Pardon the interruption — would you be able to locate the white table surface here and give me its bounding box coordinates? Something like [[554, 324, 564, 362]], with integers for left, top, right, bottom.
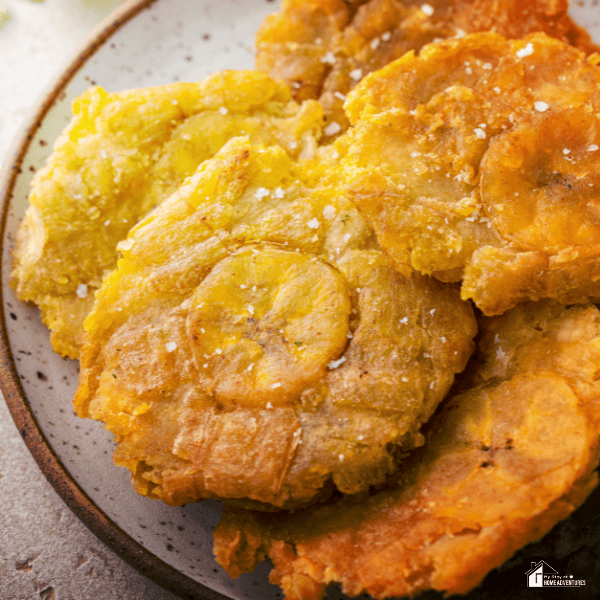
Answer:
[[0, 1, 179, 598]]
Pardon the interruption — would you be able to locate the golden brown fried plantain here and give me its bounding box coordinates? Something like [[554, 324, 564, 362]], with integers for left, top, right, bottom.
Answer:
[[74, 137, 476, 510], [214, 301, 600, 599], [339, 31, 600, 315], [256, 0, 597, 132], [11, 71, 324, 358]]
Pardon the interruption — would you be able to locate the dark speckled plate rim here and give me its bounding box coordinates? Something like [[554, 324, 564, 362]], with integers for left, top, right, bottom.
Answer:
[[0, 1, 233, 599]]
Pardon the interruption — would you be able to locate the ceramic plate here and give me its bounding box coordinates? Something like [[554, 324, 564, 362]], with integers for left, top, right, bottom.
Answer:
[[2, 1, 600, 600]]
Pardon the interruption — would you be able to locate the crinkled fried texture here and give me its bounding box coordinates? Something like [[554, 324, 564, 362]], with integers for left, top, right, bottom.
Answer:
[[214, 301, 600, 599], [339, 32, 600, 314], [256, 0, 597, 132], [74, 137, 476, 510], [11, 70, 324, 358], [472, 302, 600, 416]]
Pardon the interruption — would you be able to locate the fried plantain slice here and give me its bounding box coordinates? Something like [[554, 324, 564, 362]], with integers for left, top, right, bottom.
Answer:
[[74, 137, 476, 509], [339, 31, 600, 314], [256, 0, 598, 133], [11, 70, 324, 358], [214, 301, 600, 599]]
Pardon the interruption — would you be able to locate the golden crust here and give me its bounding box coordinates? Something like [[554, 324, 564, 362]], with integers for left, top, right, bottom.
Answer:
[[74, 138, 476, 509], [11, 71, 324, 358], [339, 32, 600, 314], [214, 301, 600, 598], [256, 0, 598, 132]]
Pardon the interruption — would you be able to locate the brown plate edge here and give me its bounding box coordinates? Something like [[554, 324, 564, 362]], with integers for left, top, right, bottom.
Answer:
[[0, 2, 234, 599]]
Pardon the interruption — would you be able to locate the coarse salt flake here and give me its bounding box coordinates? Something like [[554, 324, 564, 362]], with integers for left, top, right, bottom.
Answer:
[[218, 106, 228, 115], [100, 149, 107, 159], [343, 233, 351, 243], [166, 342, 177, 352], [76, 284, 88, 298], [402, 377, 409, 382], [370, 37, 380, 50], [274, 187, 285, 198], [271, 383, 282, 389], [349, 68, 363, 81], [339, 454, 345, 461], [421, 3, 434, 16], [266, 402, 273, 408], [323, 205, 336, 220], [255, 187, 270, 200], [381, 31, 392, 41], [307, 217, 320, 229], [563, 148, 571, 155], [334, 91, 346, 101], [589, 144, 599, 152], [215, 348, 223, 355], [400, 317, 408, 324], [534, 101, 549, 112], [321, 51, 336, 65], [474, 128, 486, 139], [247, 305, 255, 315], [324, 121, 342, 136], [516, 43, 534, 59], [328, 357, 347, 370]]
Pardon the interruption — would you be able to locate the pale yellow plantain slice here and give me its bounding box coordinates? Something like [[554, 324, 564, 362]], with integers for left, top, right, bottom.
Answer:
[[12, 70, 324, 358]]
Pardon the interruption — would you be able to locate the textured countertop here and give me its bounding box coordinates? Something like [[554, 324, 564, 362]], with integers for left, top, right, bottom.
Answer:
[[0, 2, 177, 598]]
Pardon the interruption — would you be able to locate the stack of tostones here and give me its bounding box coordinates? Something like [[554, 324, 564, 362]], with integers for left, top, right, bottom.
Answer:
[[11, 71, 323, 358], [256, 0, 597, 132], [11, 0, 600, 597], [338, 31, 600, 314], [214, 301, 600, 599], [73, 137, 476, 509]]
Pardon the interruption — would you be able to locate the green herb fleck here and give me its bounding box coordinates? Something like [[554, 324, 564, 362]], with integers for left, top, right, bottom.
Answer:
[[342, 214, 350, 222]]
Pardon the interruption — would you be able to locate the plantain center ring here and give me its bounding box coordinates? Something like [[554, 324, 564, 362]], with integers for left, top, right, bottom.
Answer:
[[187, 245, 352, 408]]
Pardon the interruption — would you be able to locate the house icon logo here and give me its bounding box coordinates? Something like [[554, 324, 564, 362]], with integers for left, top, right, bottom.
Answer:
[[525, 560, 586, 588], [526, 561, 558, 587]]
